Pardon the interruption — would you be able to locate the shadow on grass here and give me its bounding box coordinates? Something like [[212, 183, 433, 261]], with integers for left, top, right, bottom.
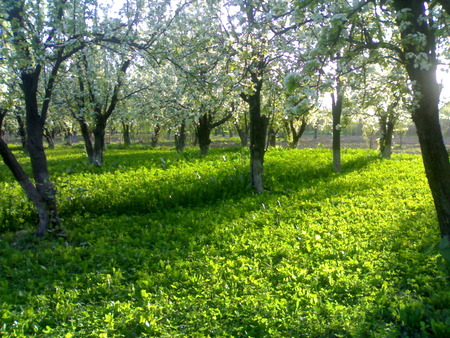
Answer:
[[57, 150, 380, 221], [1, 149, 440, 337]]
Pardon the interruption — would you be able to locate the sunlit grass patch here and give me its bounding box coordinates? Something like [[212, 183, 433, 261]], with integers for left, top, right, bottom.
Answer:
[[1, 147, 449, 337]]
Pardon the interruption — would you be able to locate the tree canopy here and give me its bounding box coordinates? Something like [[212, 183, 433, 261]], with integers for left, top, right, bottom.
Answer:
[[0, 0, 449, 238]]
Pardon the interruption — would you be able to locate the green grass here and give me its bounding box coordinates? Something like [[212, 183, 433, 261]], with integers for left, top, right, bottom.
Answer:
[[1, 146, 449, 337]]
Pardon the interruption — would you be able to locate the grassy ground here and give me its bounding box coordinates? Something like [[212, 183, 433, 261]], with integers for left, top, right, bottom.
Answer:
[[0, 145, 449, 337]]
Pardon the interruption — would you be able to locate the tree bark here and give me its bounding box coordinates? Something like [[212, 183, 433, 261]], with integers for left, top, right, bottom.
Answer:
[[267, 127, 277, 148], [235, 122, 249, 147], [407, 66, 450, 238], [122, 122, 131, 146], [16, 111, 28, 152], [392, 0, 450, 238], [379, 114, 395, 159], [151, 124, 161, 147], [287, 116, 307, 149], [195, 111, 232, 155], [65, 128, 73, 146], [78, 118, 94, 162], [175, 122, 186, 152], [22, 70, 61, 236], [241, 66, 269, 193], [43, 127, 56, 149], [92, 114, 107, 166], [332, 87, 343, 173], [196, 113, 212, 155]]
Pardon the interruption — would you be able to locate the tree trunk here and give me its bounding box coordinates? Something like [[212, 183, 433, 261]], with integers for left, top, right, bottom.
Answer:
[[235, 122, 249, 147], [0, 108, 7, 134], [0, 138, 52, 233], [242, 68, 268, 193], [196, 113, 212, 155], [379, 114, 395, 159], [267, 127, 277, 148], [196, 111, 232, 155], [43, 127, 55, 149], [122, 122, 131, 146], [65, 128, 73, 146], [289, 116, 307, 149], [92, 115, 107, 166], [78, 118, 94, 162], [151, 124, 161, 147], [175, 122, 186, 152], [408, 67, 450, 239], [392, 0, 450, 238], [16, 112, 28, 153], [22, 70, 61, 236], [332, 89, 343, 173]]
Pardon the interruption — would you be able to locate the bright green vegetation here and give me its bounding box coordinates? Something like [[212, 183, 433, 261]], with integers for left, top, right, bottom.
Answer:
[[1, 146, 449, 337]]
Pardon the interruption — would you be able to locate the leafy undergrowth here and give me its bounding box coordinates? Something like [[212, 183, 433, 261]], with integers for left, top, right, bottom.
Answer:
[[1, 146, 449, 337]]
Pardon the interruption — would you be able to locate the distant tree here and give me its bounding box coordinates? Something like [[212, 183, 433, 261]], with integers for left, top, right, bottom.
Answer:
[[283, 71, 318, 149], [71, 49, 132, 166], [223, 0, 299, 192]]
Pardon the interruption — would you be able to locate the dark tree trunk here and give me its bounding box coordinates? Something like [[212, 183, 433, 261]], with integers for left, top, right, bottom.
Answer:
[[43, 127, 55, 149], [196, 113, 212, 155], [192, 129, 198, 147], [2, 110, 54, 228], [78, 118, 94, 162], [241, 66, 269, 193], [16, 112, 28, 152], [195, 111, 232, 155], [122, 122, 131, 146], [392, 0, 450, 238], [78, 58, 131, 166], [379, 114, 395, 159], [0, 108, 7, 135], [65, 128, 73, 146], [413, 103, 450, 238], [92, 114, 107, 166], [332, 88, 343, 173], [267, 127, 277, 148], [151, 124, 161, 147], [288, 116, 307, 149], [22, 70, 61, 236], [407, 66, 450, 239], [175, 122, 186, 152], [235, 122, 249, 147]]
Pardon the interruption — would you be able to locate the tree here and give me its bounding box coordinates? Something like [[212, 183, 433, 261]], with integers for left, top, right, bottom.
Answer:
[[223, 0, 299, 192], [307, 0, 450, 237], [159, 0, 240, 155], [370, 66, 411, 159], [290, 1, 368, 172], [71, 49, 132, 165], [0, 0, 147, 235], [283, 71, 319, 148], [234, 103, 251, 147], [391, 0, 450, 238], [0, 0, 99, 236]]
